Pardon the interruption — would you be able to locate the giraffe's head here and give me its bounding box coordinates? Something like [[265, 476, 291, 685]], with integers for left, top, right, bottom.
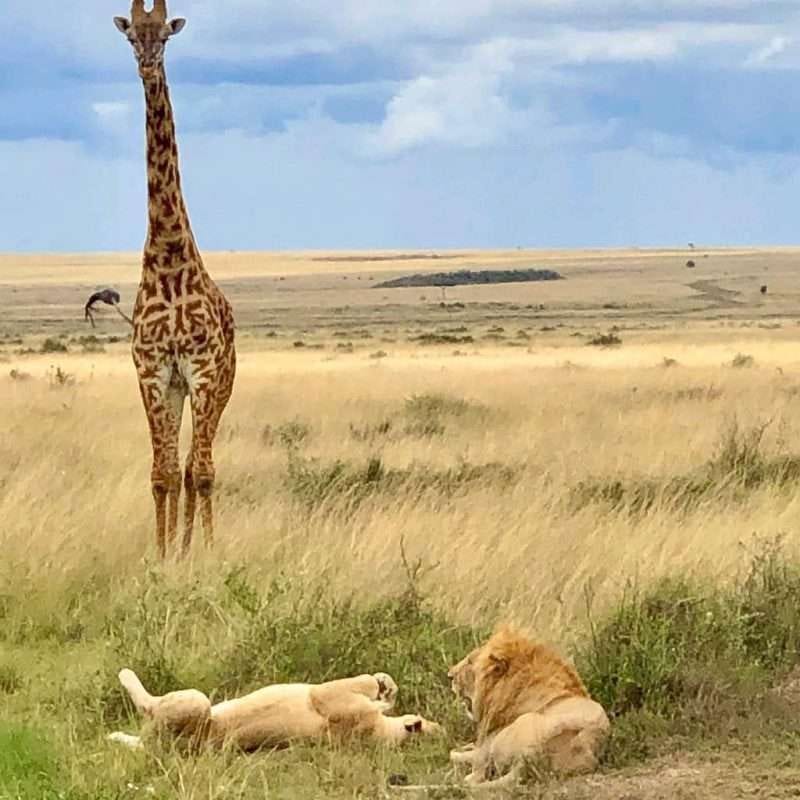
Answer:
[[114, 0, 186, 80]]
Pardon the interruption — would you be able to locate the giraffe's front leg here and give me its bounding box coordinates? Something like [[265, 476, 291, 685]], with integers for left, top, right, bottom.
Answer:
[[137, 370, 185, 559]]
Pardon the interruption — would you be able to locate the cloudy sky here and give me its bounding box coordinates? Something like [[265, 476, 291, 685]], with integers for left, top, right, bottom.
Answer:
[[3, 1, 800, 251]]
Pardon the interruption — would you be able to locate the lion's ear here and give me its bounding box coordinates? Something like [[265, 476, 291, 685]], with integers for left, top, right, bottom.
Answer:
[[488, 654, 509, 676]]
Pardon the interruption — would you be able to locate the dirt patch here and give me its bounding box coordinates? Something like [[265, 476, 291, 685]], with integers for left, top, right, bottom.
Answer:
[[551, 754, 800, 800], [688, 280, 745, 307]]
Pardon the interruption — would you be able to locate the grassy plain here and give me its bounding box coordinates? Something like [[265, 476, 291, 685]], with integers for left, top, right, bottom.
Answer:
[[3, 247, 800, 798]]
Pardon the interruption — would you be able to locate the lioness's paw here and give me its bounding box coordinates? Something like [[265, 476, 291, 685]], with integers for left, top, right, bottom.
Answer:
[[373, 672, 398, 708]]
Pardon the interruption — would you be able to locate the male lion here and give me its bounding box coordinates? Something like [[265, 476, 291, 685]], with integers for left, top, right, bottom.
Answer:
[[108, 668, 441, 752], [447, 628, 610, 787]]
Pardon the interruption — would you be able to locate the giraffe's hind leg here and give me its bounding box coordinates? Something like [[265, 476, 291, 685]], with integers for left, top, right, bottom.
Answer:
[[182, 446, 197, 556], [186, 359, 234, 553]]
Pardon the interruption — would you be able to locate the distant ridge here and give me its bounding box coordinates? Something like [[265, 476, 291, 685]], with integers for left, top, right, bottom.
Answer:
[[374, 268, 564, 289]]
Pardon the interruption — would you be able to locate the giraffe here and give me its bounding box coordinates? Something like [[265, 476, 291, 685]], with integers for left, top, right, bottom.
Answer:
[[114, 0, 236, 559]]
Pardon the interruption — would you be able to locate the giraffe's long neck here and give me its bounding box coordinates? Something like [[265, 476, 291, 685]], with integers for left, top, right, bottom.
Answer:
[[141, 64, 199, 272]]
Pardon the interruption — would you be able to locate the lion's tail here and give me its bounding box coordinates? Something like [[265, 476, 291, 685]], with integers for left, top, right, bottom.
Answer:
[[119, 668, 156, 715]]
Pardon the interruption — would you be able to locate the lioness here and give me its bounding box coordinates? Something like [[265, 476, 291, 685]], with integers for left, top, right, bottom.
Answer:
[[108, 668, 441, 751], [447, 627, 610, 787]]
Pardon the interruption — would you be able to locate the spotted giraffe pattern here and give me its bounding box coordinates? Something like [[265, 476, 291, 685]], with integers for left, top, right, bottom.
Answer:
[[130, 56, 235, 559]]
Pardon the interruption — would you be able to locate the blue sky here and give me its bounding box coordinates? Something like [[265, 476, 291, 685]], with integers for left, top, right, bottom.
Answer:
[[2, 1, 800, 251]]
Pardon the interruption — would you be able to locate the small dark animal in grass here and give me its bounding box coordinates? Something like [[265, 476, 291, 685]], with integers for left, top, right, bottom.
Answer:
[[84, 289, 133, 328], [761, 285, 768, 295]]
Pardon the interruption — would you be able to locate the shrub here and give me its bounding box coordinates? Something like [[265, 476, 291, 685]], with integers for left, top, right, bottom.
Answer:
[[411, 333, 474, 346], [285, 455, 521, 512], [571, 421, 800, 515], [731, 353, 755, 368], [261, 420, 312, 450], [587, 332, 622, 347], [581, 539, 800, 720], [349, 420, 393, 442], [40, 338, 68, 354], [578, 539, 800, 766], [77, 335, 105, 354], [0, 663, 22, 694]]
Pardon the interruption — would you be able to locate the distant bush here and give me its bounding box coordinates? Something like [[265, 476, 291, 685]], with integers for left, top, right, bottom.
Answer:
[[375, 268, 563, 289], [76, 335, 105, 354], [587, 332, 623, 347], [262, 420, 312, 450], [731, 353, 755, 368], [411, 333, 475, 346], [40, 338, 68, 354]]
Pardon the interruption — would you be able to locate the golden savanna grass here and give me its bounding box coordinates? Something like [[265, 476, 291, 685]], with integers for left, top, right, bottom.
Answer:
[[3, 247, 800, 798], [5, 350, 800, 632]]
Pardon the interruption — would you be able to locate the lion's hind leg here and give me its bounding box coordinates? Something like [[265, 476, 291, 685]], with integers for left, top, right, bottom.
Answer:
[[310, 674, 393, 719], [115, 668, 212, 746], [545, 722, 606, 774]]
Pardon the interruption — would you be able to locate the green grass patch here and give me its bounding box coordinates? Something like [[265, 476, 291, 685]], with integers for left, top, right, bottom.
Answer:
[[580, 538, 800, 766], [0, 723, 60, 799]]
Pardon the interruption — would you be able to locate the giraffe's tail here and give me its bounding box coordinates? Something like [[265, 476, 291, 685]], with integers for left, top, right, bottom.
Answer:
[[83, 288, 133, 329]]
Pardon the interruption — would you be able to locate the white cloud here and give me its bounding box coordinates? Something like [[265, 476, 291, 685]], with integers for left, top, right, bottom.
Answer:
[[92, 101, 130, 119], [369, 43, 519, 154], [744, 35, 791, 67]]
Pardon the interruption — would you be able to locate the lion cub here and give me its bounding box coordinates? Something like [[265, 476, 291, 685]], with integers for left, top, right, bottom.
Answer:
[[108, 668, 441, 751], [448, 628, 610, 787]]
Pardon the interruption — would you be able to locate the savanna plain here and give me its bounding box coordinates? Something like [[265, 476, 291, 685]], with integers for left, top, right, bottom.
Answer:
[[4, 248, 800, 798]]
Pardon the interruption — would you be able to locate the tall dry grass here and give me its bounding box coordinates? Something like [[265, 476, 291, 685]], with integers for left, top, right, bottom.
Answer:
[[4, 346, 800, 643]]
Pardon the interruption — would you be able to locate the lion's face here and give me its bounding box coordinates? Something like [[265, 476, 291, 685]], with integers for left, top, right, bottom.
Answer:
[[448, 647, 480, 721]]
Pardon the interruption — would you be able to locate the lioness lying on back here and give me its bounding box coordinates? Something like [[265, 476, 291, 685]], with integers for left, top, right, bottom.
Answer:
[[447, 627, 610, 787], [109, 668, 441, 751]]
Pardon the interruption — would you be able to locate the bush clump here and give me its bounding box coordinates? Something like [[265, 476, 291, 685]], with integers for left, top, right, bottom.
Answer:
[[587, 331, 623, 347], [285, 455, 520, 513], [571, 421, 800, 516], [582, 538, 800, 715], [40, 338, 68, 354]]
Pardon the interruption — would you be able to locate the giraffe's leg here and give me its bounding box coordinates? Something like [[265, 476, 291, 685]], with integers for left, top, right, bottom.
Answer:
[[138, 375, 185, 559], [163, 384, 186, 554], [182, 443, 196, 556], [190, 415, 218, 550], [187, 371, 233, 552]]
